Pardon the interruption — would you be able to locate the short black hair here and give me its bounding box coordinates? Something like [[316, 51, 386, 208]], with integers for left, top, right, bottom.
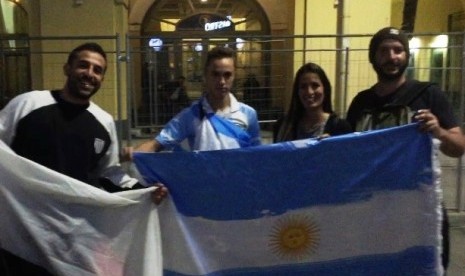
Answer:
[[66, 42, 107, 66], [204, 46, 235, 73]]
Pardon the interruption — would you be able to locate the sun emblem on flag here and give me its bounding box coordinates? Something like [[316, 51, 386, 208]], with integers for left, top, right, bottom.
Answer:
[[268, 215, 319, 260]]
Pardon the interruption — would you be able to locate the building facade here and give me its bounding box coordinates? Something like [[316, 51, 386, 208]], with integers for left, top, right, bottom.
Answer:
[[1, 1, 465, 211], [1, 0, 463, 116]]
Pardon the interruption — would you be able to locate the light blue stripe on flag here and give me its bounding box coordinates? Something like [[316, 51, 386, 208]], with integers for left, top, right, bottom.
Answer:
[[134, 124, 441, 276], [134, 124, 433, 220], [207, 113, 252, 147], [163, 246, 435, 276]]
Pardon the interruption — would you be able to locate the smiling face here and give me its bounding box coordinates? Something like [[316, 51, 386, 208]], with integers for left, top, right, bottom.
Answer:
[[297, 72, 325, 112], [63, 50, 106, 103], [372, 39, 408, 81]]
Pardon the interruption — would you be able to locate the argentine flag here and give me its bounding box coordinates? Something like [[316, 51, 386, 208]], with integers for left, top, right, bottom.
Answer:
[[134, 124, 442, 276]]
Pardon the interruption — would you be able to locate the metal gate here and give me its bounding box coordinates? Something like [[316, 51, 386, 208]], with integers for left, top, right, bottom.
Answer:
[[124, 32, 465, 212], [0, 33, 463, 212]]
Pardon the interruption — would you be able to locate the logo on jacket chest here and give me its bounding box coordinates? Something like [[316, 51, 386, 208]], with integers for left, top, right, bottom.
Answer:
[[94, 138, 105, 154]]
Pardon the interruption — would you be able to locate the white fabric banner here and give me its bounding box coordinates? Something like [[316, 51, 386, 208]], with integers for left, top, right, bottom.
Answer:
[[0, 140, 162, 276]]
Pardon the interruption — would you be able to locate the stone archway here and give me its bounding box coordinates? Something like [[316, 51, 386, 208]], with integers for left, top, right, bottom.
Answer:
[[129, 0, 271, 35], [128, 0, 278, 129], [128, 0, 155, 34]]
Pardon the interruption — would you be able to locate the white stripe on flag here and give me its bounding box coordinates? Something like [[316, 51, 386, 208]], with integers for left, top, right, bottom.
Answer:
[[160, 187, 440, 275]]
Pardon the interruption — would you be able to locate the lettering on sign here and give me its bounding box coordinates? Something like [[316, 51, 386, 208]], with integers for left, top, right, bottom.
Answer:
[[204, 20, 232, 31]]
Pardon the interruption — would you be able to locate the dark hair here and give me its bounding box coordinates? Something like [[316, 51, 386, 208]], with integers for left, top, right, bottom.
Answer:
[[66, 42, 107, 66], [204, 46, 235, 73], [291, 62, 333, 114], [274, 62, 333, 142], [369, 27, 410, 64]]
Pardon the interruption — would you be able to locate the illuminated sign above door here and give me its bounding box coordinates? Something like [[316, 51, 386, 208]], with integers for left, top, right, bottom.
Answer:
[[204, 20, 231, 31], [176, 13, 234, 32]]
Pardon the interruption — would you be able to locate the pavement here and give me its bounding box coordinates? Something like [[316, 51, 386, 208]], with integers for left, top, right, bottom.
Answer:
[[448, 212, 465, 275]]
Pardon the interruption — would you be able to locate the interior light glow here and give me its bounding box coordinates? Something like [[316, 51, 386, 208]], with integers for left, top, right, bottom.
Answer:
[[236, 38, 245, 49], [431, 35, 448, 48], [409, 37, 421, 55]]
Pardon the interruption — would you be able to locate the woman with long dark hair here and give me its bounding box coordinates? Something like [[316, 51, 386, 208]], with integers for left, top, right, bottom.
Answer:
[[273, 62, 351, 142]]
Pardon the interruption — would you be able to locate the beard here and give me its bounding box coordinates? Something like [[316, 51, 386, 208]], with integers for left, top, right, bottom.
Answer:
[[66, 76, 99, 100], [372, 61, 408, 81]]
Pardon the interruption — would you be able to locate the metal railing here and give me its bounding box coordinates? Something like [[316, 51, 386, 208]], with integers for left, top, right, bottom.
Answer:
[[0, 32, 463, 211]]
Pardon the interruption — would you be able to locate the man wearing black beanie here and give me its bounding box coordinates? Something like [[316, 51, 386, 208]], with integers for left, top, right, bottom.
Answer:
[[347, 26, 465, 271], [368, 27, 410, 80]]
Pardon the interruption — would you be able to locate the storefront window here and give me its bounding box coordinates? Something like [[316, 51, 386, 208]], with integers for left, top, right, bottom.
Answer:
[[0, 0, 30, 108]]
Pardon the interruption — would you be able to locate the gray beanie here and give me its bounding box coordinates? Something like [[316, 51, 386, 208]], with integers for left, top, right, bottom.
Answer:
[[369, 27, 410, 64]]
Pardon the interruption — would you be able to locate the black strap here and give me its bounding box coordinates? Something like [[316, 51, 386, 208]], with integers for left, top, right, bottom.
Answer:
[[390, 80, 432, 106]]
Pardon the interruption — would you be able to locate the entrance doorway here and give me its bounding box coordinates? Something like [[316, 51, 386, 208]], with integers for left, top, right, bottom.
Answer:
[[134, 0, 274, 129]]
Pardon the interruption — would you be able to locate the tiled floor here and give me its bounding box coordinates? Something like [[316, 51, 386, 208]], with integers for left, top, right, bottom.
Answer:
[[449, 212, 465, 275]]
